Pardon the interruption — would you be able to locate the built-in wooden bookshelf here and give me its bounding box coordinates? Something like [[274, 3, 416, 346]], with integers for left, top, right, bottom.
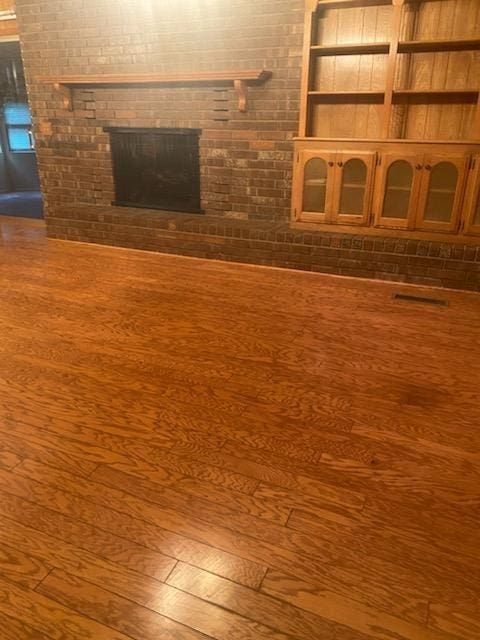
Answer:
[[293, 0, 480, 238], [300, 0, 480, 140]]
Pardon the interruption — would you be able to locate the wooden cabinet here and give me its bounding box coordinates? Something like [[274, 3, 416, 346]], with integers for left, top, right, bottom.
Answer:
[[464, 156, 480, 235], [373, 152, 469, 233], [294, 150, 375, 225], [295, 140, 479, 236], [414, 155, 468, 233], [332, 152, 376, 225], [294, 150, 335, 223], [292, 0, 480, 241]]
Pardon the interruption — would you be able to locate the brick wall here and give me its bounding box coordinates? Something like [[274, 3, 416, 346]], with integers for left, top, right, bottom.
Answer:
[[15, 0, 480, 290], [16, 0, 303, 221]]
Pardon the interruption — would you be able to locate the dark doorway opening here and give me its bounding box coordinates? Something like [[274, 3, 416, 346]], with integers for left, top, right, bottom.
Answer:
[[0, 41, 43, 219], [106, 127, 202, 214]]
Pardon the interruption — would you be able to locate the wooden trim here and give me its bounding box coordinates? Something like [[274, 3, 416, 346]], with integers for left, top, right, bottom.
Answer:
[[38, 70, 272, 84], [398, 38, 480, 53], [308, 91, 385, 99], [39, 70, 272, 113], [381, 0, 404, 139], [299, 5, 316, 137], [463, 156, 480, 235], [310, 42, 390, 56], [290, 218, 480, 244], [316, 0, 391, 9], [474, 93, 480, 141], [394, 89, 478, 98], [294, 137, 480, 145]]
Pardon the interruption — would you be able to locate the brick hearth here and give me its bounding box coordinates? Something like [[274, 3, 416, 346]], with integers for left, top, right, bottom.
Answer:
[[47, 205, 480, 291]]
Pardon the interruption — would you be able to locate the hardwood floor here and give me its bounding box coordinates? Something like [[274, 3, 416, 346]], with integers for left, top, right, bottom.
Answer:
[[0, 216, 479, 640]]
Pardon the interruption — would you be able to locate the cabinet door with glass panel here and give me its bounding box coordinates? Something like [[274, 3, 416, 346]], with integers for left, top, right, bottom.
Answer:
[[373, 154, 422, 229], [295, 150, 374, 225], [331, 152, 376, 226], [294, 150, 336, 223], [415, 155, 468, 234], [464, 156, 480, 236]]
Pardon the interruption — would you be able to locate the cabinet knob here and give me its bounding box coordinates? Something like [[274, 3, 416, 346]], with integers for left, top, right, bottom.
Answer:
[[425, 164, 432, 171], [415, 164, 423, 170], [328, 161, 334, 167], [337, 161, 343, 167]]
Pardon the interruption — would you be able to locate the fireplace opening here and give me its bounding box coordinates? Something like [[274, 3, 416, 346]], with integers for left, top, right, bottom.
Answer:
[[105, 127, 202, 214]]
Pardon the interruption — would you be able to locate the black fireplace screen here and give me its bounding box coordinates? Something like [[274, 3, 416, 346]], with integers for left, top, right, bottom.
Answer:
[[105, 127, 202, 214]]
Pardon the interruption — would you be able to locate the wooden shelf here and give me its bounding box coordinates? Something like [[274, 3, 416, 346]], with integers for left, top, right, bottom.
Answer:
[[316, 0, 391, 9], [394, 89, 479, 94], [398, 38, 480, 53], [37, 70, 272, 112], [311, 42, 390, 56], [305, 179, 327, 186], [294, 137, 480, 144], [308, 90, 385, 100], [394, 89, 479, 100]]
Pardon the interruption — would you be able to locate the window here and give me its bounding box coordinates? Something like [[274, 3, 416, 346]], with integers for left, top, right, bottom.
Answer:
[[4, 102, 34, 152]]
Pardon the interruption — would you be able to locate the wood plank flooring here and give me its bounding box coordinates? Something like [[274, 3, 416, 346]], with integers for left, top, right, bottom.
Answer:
[[0, 216, 479, 640]]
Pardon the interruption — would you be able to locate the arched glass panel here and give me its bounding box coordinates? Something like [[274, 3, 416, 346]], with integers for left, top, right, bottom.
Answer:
[[424, 162, 458, 223], [382, 160, 413, 219], [339, 159, 367, 215], [303, 158, 327, 213]]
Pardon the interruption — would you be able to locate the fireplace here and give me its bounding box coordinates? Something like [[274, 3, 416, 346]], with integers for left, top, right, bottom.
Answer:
[[105, 127, 202, 214]]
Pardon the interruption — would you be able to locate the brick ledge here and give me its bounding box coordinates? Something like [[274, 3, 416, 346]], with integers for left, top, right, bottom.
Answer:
[[45, 204, 480, 291]]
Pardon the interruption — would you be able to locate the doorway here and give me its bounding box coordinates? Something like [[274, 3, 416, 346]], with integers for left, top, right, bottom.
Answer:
[[0, 41, 42, 219]]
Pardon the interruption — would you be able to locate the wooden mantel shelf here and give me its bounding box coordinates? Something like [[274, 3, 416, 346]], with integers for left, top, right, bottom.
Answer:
[[37, 70, 272, 113]]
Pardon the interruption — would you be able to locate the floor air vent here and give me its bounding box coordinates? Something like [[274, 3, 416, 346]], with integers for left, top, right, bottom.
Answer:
[[393, 293, 449, 307]]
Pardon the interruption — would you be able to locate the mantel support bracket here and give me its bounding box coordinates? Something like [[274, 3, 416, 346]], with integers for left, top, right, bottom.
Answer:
[[54, 83, 73, 111], [234, 79, 248, 112]]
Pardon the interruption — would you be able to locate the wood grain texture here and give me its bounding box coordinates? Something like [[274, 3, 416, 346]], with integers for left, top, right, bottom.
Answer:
[[167, 562, 346, 640], [37, 569, 291, 640], [428, 603, 480, 638], [0, 543, 50, 590], [0, 447, 21, 471], [0, 577, 132, 640], [261, 571, 455, 640], [0, 611, 53, 640], [0, 217, 479, 639]]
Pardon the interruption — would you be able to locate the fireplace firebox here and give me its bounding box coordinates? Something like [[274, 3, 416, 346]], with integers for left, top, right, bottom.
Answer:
[[105, 127, 202, 214]]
